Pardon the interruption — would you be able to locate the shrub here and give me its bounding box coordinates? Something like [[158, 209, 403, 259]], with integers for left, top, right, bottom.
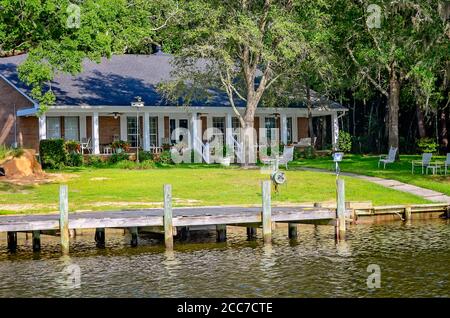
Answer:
[[337, 131, 352, 153], [293, 148, 303, 161], [139, 159, 156, 169], [108, 152, 130, 164], [66, 153, 83, 167], [114, 160, 136, 169], [39, 139, 67, 169], [417, 137, 438, 154], [0, 145, 24, 160], [65, 140, 81, 154], [85, 155, 106, 168], [138, 151, 154, 161], [303, 146, 316, 159], [154, 150, 173, 165]]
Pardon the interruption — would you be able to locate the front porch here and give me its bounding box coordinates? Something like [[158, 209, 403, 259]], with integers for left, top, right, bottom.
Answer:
[[35, 107, 344, 158]]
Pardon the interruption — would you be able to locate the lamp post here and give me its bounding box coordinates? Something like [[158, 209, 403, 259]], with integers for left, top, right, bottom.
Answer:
[[131, 96, 144, 163]]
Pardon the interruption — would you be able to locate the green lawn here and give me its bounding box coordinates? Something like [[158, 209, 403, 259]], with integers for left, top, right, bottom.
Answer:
[[291, 154, 450, 196], [0, 165, 428, 215]]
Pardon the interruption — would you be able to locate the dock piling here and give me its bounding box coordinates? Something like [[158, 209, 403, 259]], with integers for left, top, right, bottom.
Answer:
[[404, 206, 412, 221], [129, 227, 138, 247], [7, 232, 17, 252], [32, 231, 41, 252], [336, 179, 346, 240], [288, 224, 297, 239], [246, 227, 257, 240], [59, 185, 70, 254], [216, 224, 227, 242], [262, 180, 272, 244], [95, 228, 105, 248], [164, 184, 174, 250]]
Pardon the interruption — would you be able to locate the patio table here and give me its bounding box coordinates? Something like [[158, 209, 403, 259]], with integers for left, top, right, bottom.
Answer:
[[426, 161, 444, 175]]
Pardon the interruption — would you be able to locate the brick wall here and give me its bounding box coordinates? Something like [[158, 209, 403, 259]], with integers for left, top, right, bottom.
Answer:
[[0, 77, 34, 148]]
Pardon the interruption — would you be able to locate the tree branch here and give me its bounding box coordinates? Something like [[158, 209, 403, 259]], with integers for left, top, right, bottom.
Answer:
[[346, 44, 389, 97]]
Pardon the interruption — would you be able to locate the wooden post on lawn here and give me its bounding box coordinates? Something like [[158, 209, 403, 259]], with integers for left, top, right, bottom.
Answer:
[[7, 232, 17, 252], [336, 179, 346, 240], [262, 180, 272, 244], [404, 205, 412, 221], [95, 228, 105, 248], [164, 184, 174, 250], [129, 227, 138, 247], [216, 224, 227, 242], [59, 185, 70, 254], [32, 231, 41, 252]]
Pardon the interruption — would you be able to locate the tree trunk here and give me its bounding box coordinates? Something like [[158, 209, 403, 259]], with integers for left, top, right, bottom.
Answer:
[[440, 110, 448, 151], [388, 72, 400, 159], [306, 86, 315, 149], [241, 104, 257, 166], [416, 104, 427, 138]]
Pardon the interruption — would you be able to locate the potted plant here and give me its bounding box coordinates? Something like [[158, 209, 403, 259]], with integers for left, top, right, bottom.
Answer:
[[220, 145, 233, 166], [111, 140, 130, 153]]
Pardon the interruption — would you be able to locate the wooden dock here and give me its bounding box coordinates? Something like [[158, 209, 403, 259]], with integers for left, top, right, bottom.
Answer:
[[1, 179, 448, 253], [0, 181, 350, 253]]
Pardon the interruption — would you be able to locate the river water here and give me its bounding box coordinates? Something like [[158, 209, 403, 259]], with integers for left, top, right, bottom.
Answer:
[[0, 219, 449, 298]]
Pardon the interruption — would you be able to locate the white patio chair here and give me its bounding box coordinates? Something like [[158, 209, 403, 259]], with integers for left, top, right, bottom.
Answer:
[[80, 137, 92, 154], [378, 147, 398, 169], [411, 153, 433, 174], [445, 153, 450, 175], [279, 146, 294, 169]]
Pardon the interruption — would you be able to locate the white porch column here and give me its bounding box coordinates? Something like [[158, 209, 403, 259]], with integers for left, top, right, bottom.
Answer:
[[331, 113, 339, 151], [38, 114, 46, 140], [280, 113, 288, 145], [158, 115, 165, 146], [143, 112, 150, 151], [120, 114, 127, 141], [92, 112, 100, 154], [79, 115, 87, 140], [225, 113, 233, 149], [292, 116, 298, 143], [190, 112, 198, 151]]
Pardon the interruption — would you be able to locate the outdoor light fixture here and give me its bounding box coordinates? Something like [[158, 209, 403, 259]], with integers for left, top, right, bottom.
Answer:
[[131, 96, 145, 163], [113, 112, 119, 119], [333, 152, 344, 177]]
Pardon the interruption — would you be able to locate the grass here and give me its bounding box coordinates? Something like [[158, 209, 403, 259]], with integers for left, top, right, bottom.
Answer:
[[291, 154, 450, 196], [0, 164, 429, 215]]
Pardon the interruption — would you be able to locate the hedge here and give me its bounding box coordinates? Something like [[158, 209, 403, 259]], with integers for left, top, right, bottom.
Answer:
[[39, 139, 67, 169]]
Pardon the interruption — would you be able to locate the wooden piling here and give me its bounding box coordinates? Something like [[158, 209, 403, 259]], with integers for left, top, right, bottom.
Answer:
[[262, 180, 272, 244], [336, 179, 346, 240], [288, 223, 297, 239], [59, 185, 70, 254], [216, 224, 227, 242], [129, 227, 138, 247], [32, 231, 41, 252], [95, 228, 105, 248], [404, 206, 412, 221], [246, 227, 257, 240], [7, 232, 17, 252], [164, 184, 174, 250]]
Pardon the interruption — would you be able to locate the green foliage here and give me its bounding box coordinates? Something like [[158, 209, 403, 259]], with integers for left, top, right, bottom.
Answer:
[[65, 140, 81, 154], [139, 160, 156, 169], [114, 160, 136, 170], [138, 151, 154, 161], [108, 152, 130, 164], [66, 153, 83, 167], [84, 155, 106, 168], [337, 131, 352, 153], [111, 140, 130, 152], [39, 139, 67, 169], [0, 145, 24, 160], [154, 150, 173, 165], [417, 138, 438, 154], [303, 146, 316, 159]]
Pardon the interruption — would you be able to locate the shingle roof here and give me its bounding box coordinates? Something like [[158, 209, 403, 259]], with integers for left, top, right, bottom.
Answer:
[[0, 54, 346, 110]]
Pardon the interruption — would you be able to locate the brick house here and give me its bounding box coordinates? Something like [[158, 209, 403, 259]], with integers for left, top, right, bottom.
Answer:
[[0, 51, 346, 159]]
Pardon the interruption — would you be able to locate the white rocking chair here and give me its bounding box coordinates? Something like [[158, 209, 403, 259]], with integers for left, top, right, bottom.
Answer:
[[378, 147, 398, 169]]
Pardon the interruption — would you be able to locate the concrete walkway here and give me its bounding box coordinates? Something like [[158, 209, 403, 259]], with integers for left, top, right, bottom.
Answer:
[[297, 167, 450, 204]]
